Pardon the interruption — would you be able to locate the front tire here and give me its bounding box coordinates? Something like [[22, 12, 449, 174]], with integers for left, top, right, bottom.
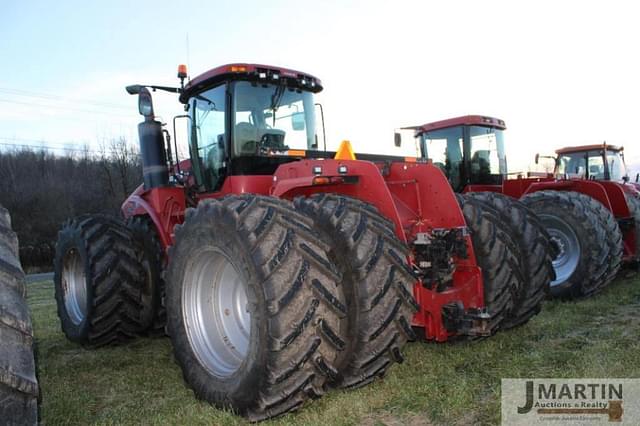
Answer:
[[165, 196, 348, 421], [294, 194, 418, 389]]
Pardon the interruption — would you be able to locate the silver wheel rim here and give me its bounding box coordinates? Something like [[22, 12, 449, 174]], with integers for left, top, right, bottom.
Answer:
[[182, 249, 251, 378], [541, 214, 581, 287], [62, 248, 87, 325]]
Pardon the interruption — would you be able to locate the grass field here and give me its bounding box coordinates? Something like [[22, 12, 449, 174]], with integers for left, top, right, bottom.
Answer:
[[29, 273, 640, 425]]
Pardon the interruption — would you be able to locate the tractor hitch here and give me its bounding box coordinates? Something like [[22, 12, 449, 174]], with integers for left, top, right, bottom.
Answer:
[[413, 227, 468, 291], [441, 302, 492, 337]]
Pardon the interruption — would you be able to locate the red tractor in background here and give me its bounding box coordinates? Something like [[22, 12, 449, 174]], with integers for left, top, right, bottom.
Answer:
[[53, 67, 550, 421], [403, 115, 639, 299]]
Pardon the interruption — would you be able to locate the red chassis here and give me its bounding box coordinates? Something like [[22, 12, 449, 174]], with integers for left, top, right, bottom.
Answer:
[[122, 158, 485, 342]]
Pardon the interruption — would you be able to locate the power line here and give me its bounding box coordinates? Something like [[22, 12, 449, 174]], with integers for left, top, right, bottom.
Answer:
[[0, 87, 132, 110], [0, 98, 134, 118]]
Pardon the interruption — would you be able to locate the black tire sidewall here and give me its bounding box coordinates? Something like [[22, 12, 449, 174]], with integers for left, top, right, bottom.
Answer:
[[53, 222, 93, 342]]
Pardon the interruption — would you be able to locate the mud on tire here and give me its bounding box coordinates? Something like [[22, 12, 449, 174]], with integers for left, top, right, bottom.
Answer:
[[521, 191, 614, 298], [165, 196, 348, 421], [294, 194, 418, 389], [126, 216, 166, 336], [459, 195, 523, 335], [53, 214, 148, 347], [0, 205, 38, 425], [465, 192, 554, 329]]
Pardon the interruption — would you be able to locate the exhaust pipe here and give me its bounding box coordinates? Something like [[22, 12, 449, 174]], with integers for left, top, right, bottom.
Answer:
[[127, 85, 169, 190]]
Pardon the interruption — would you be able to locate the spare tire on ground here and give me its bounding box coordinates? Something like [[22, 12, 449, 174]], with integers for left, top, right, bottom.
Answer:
[[0, 204, 39, 425]]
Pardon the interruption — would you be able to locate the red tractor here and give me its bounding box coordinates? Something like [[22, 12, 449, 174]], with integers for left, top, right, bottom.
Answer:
[[53, 69, 547, 421], [404, 115, 639, 299]]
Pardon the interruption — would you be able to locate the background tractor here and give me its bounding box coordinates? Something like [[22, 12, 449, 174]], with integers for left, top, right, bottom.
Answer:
[[53, 67, 547, 421], [402, 115, 639, 299]]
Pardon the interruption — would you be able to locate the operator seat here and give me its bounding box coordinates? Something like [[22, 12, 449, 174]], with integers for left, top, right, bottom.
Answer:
[[235, 122, 259, 154], [471, 150, 491, 175]]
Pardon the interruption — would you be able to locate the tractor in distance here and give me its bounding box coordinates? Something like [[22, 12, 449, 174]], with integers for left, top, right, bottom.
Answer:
[[53, 67, 548, 421], [533, 143, 640, 195], [399, 115, 639, 299]]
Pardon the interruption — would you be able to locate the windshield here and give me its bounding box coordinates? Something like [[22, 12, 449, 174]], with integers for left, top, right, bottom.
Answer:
[[557, 152, 587, 178], [232, 81, 316, 155], [556, 149, 627, 181], [468, 126, 507, 180], [420, 126, 464, 190], [606, 150, 627, 181]]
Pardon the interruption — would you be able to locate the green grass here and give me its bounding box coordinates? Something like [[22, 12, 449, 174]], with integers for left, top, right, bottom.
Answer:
[[29, 274, 640, 425]]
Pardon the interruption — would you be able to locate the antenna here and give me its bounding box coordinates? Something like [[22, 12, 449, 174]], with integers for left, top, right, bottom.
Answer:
[[186, 33, 191, 81]]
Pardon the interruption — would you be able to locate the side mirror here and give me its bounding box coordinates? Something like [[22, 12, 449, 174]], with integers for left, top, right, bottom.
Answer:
[[138, 87, 154, 119], [534, 153, 539, 164], [623, 175, 630, 183], [291, 112, 305, 131], [394, 132, 401, 147]]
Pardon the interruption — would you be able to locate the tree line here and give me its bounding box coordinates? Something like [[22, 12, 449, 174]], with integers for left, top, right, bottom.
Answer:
[[0, 138, 141, 271]]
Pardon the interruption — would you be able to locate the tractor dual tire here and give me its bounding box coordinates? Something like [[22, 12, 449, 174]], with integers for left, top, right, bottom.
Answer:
[[465, 192, 554, 329], [0, 205, 38, 425], [521, 191, 618, 298], [294, 194, 418, 390], [165, 196, 348, 421], [126, 216, 166, 336], [624, 193, 640, 265], [53, 214, 148, 347], [459, 195, 523, 335], [592, 197, 623, 288]]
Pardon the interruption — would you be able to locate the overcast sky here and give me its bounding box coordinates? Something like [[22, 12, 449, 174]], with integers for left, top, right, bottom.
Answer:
[[1, 0, 639, 173]]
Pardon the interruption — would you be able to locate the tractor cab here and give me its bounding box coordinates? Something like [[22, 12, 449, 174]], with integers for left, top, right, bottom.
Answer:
[[127, 63, 324, 193], [399, 116, 507, 192], [551, 144, 630, 183]]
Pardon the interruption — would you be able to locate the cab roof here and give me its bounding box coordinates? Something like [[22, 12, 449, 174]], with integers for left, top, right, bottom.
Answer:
[[555, 144, 623, 155], [179, 63, 322, 103], [414, 115, 507, 134]]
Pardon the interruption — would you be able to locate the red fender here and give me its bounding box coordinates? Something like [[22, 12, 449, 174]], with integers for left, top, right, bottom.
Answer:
[[121, 185, 186, 249]]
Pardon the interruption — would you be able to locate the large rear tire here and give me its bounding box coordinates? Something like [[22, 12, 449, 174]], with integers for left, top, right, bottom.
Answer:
[[0, 205, 38, 425], [165, 196, 348, 421], [459, 195, 523, 335], [53, 214, 147, 347], [126, 216, 166, 336], [294, 194, 418, 389], [465, 192, 553, 329], [521, 191, 611, 298]]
